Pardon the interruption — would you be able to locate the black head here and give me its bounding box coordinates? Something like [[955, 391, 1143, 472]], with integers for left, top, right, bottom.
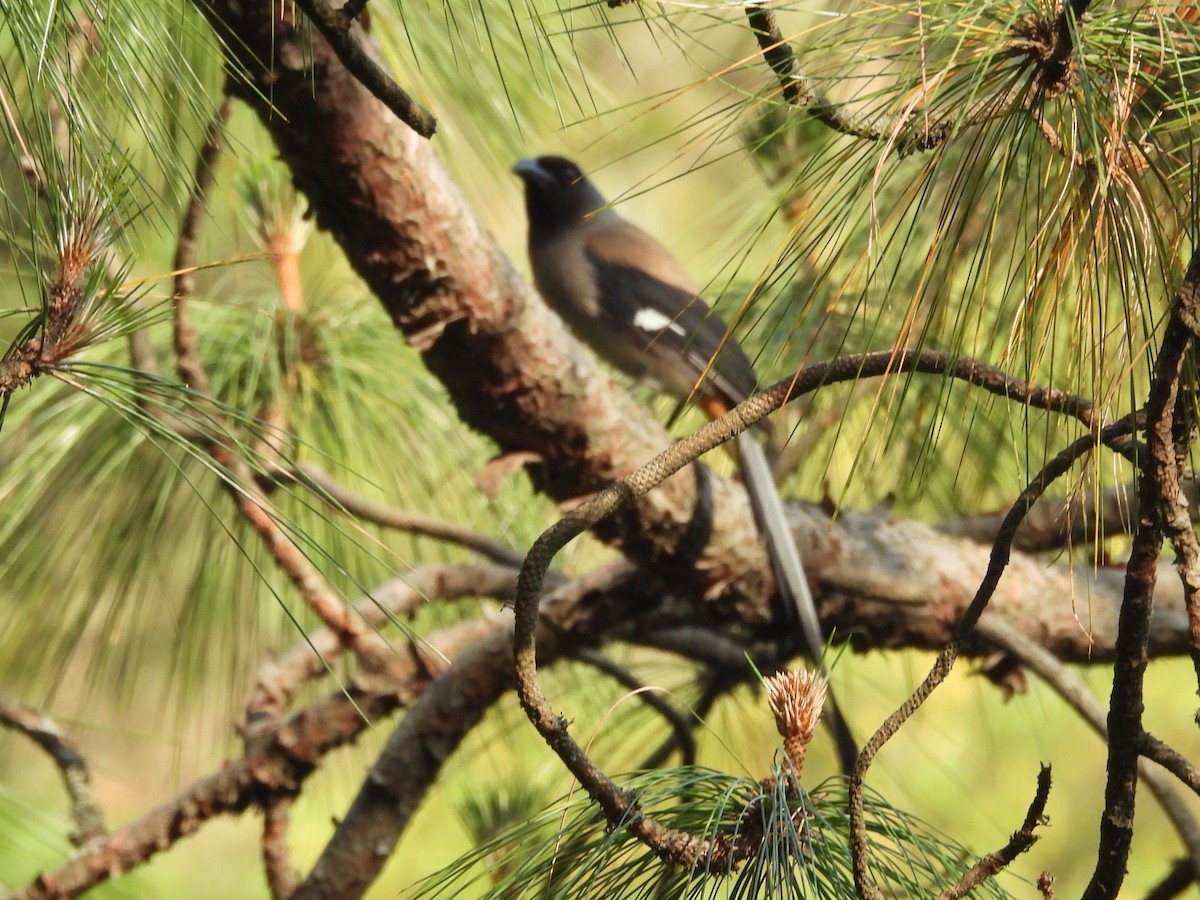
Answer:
[[513, 156, 610, 235]]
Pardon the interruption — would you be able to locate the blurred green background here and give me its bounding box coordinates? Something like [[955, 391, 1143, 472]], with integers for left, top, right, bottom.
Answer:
[[0, 1, 1196, 896]]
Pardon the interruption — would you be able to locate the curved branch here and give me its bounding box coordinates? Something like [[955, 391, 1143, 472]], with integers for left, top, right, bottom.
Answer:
[[293, 563, 659, 898], [572, 648, 698, 767], [848, 417, 1134, 899], [512, 347, 1121, 871], [0, 697, 105, 847]]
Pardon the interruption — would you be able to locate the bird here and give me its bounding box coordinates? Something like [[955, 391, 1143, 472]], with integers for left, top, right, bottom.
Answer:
[[513, 155, 857, 774]]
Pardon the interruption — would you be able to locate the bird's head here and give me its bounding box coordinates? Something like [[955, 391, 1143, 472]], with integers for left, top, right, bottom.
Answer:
[[512, 156, 611, 235]]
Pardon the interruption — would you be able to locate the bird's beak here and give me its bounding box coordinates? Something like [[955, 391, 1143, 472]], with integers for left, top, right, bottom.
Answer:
[[512, 158, 545, 185]]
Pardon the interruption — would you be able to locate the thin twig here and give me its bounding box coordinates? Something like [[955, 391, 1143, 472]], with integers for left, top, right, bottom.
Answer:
[[0, 697, 105, 846], [640, 675, 734, 771], [173, 92, 232, 395], [741, 3, 889, 145], [280, 462, 527, 569], [291, 0, 436, 137], [978, 616, 1200, 880], [1138, 732, 1200, 795], [936, 766, 1052, 900], [244, 562, 519, 723], [743, 3, 1090, 155], [170, 94, 382, 661], [1029, 107, 1085, 165], [238, 473, 382, 656], [744, 5, 803, 106]]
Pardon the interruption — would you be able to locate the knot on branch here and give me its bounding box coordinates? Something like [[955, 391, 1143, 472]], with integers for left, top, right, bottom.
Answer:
[[1009, 9, 1084, 97], [893, 115, 954, 156], [1174, 253, 1200, 339]]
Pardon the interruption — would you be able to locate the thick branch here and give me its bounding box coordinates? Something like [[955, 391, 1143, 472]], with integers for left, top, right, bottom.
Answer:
[[293, 564, 657, 898], [938, 479, 1199, 551], [192, 0, 775, 625], [18, 616, 494, 899]]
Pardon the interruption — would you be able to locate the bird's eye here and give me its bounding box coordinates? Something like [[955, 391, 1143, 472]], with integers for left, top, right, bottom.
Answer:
[[543, 157, 581, 184]]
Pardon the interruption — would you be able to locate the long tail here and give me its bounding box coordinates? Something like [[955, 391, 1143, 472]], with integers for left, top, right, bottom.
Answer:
[[737, 431, 859, 776]]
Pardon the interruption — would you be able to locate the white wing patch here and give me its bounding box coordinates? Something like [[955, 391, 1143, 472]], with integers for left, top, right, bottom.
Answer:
[[632, 307, 686, 336]]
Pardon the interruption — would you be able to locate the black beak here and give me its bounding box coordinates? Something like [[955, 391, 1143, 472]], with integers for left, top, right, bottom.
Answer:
[[512, 158, 548, 187]]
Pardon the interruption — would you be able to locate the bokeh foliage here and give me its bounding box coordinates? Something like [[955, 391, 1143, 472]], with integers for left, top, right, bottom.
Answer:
[[0, 0, 1196, 896]]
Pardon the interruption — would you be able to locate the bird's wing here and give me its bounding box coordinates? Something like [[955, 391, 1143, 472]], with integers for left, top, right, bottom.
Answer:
[[581, 219, 757, 406]]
